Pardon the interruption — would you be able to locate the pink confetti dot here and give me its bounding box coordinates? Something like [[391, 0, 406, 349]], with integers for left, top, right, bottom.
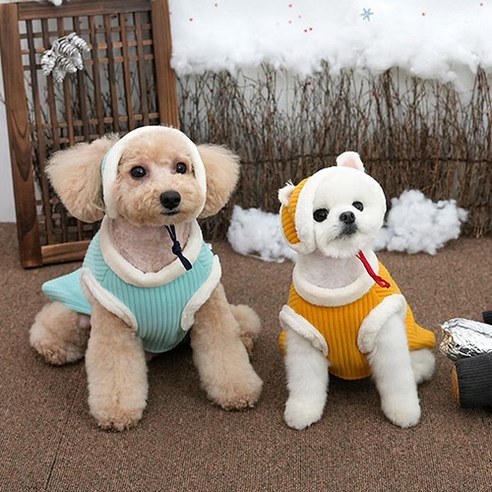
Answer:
[[288, 3, 293, 7]]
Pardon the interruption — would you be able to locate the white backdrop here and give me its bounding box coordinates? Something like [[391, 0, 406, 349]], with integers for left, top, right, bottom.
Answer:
[[0, 53, 15, 222], [1, 0, 492, 221]]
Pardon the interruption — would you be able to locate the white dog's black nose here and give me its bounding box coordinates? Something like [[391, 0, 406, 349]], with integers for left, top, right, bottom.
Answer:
[[339, 211, 355, 225], [160, 191, 181, 209]]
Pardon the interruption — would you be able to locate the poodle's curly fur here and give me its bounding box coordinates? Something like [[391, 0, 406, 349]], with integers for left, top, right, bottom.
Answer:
[[30, 127, 262, 431]]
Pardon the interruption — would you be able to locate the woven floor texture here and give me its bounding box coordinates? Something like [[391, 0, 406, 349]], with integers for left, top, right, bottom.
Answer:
[[1, 223, 491, 491]]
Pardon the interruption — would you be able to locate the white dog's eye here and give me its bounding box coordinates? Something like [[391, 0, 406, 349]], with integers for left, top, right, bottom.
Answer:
[[176, 162, 187, 174], [313, 208, 329, 222], [352, 201, 364, 211], [130, 166, 147, 179]]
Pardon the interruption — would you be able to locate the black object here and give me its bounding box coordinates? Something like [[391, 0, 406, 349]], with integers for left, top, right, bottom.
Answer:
[[483, 310, 492, 326], [453, 352, 492, 407], [160, 191, 181, 210], [165, 225, 193, 271]]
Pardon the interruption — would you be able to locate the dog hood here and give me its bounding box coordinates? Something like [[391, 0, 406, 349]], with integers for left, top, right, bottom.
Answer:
[[101, 126, 207, 219], [279, 151, 367, 255]]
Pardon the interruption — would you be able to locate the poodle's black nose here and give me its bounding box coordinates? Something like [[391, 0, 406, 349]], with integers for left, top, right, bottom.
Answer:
[[339, 211, 355, 225], [160, 191, 181, 209]]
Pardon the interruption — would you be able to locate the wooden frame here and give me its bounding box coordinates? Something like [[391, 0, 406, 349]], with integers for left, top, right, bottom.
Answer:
[[0, 0, 179, 267]]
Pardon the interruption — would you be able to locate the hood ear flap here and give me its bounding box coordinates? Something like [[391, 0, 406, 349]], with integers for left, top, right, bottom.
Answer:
[[278, 182, 295, 207], [336, 151, 365, 172], [279, 178, 309, 247]]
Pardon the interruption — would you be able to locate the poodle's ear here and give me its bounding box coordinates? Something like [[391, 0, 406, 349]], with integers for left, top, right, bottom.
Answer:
[[197, 144, 240, 218], [46, 135, 118, 222]]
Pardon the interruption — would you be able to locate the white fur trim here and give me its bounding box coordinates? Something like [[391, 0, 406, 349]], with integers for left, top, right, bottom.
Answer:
[[357, 294, 407, 354], [279, 305, 328, 356], [102, 126, 207, 219], [292, 172, 319, 254], [181, 255, 222, 331], [98, 216, 203, 287], [81, 268, 138, 330], [292, 250, 379, 307]]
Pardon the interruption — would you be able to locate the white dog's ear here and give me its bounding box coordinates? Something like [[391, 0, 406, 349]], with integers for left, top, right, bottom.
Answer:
[[278, 182, 296, 207], [197, 144, 240, 218], [336, 151, 365, 172], [46, 135, 118, 222]]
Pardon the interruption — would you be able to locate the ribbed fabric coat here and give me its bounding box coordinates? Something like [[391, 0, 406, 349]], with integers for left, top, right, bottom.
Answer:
[[279, 262, 436, 380], [43, 229, 220, 353]]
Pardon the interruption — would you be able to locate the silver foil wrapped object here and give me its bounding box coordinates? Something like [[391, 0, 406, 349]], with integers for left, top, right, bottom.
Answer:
[[440, 318, 492, 361]]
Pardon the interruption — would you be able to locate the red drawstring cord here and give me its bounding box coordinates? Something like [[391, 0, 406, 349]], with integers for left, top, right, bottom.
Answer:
[[356, 250, 391, 289]]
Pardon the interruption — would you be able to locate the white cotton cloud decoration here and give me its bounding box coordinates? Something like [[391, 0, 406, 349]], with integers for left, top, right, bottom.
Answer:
[[372, 190, 468, 255], [227, 191, 468, 262], [227, 206, 296, 263], [34, 0, 63, 5], [169, 0, 492, 89]]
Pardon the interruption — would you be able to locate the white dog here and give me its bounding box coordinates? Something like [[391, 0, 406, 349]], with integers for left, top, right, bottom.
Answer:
[[278, 152, 436, 430]]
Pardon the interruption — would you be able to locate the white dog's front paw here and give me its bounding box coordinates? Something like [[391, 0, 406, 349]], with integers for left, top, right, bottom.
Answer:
[[284, 398, 324, 430], [410, 349, 436, 384], [381, 395, 421, 428]]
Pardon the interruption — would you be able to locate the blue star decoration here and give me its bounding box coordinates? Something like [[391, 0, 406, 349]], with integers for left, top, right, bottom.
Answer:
[[360, 8, 374, 21]]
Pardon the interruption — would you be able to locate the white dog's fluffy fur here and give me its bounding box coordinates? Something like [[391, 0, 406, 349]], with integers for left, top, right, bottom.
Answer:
[[279, 152, 435, 430]]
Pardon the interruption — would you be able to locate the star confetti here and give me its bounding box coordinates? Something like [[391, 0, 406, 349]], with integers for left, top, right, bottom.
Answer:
[[360, 8, 374, 21]]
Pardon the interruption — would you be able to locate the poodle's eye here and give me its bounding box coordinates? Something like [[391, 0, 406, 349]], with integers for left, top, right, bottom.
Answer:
[[313, 208, 329, 222], [130, 166, 147, 179], [176, 162, 187, 174], [352, 201, 364, 211]]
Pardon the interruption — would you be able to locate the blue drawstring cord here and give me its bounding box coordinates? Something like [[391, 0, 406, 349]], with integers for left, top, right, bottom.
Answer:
[[165, 225, 193, 271]]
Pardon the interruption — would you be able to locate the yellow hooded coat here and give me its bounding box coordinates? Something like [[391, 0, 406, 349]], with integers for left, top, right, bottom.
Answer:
[[279, 261, 435, 380]]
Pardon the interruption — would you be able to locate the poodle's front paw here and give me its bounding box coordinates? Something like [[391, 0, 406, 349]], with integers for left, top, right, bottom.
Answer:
[[381, 395, 421, 428], [90, 403, 144, 432], [284, 397, 324, 430], [209, 370, 263, 410]]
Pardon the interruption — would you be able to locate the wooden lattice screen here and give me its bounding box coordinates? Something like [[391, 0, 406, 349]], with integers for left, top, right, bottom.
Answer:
[[0, 0, 179, 268]]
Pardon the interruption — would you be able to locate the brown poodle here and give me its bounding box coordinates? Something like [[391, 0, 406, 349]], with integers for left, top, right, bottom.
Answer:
[[30, 126, 263, 431]]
